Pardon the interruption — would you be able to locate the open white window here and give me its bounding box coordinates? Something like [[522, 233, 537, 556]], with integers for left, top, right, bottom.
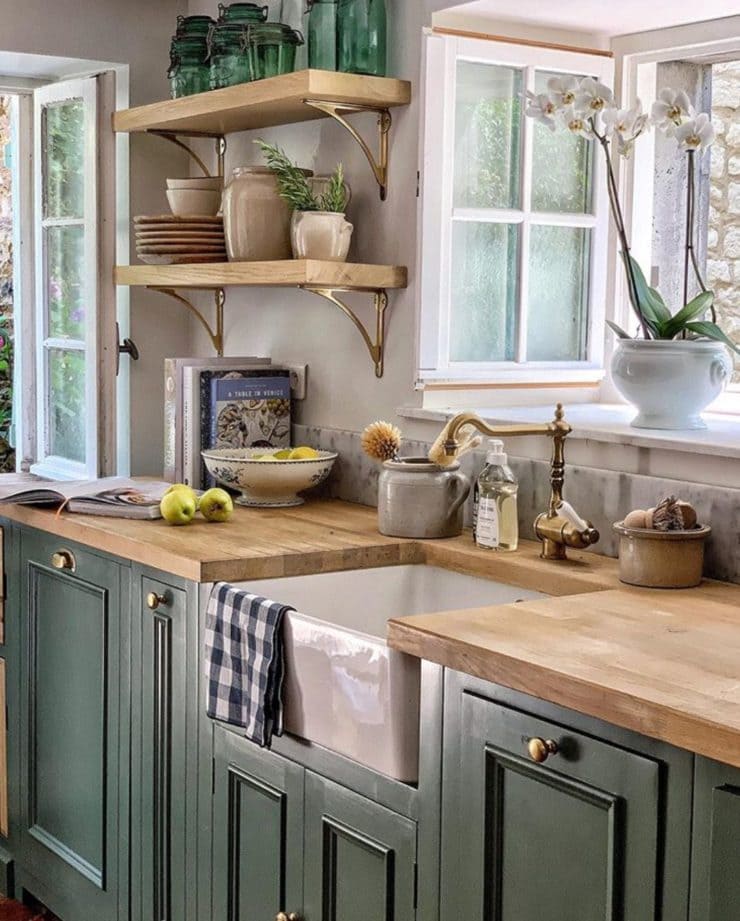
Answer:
[[32, 76, 106, 479], [418, 33, 613, 387]]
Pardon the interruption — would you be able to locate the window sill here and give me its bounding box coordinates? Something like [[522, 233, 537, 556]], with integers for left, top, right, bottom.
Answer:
[[397, 402, 740, 461]]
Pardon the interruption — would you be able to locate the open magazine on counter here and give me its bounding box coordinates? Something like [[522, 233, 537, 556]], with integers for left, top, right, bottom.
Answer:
[[0, 475, 174, 519]]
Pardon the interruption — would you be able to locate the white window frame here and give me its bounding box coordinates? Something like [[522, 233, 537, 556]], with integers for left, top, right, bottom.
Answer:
[[613, 18, 740, 414], [32, 77, 98, 480], [417, 32, 614, 387]]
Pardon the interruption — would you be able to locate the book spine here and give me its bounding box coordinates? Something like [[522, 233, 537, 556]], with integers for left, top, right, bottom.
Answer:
[[182, 368, 193, 487], [163, 358, 177, 482]]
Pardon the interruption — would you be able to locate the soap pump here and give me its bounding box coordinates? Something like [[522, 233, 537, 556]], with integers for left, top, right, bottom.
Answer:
[[473, 439, 519, 551]]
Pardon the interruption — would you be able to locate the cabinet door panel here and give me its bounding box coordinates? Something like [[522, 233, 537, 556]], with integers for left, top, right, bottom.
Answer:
[[19, 532, 126, 921], [212, 726, 304, 921], [690, 758, 740, 921], [446, 692, 661, 921], [303, 773, 417, 921], [135, 576, 188, 921]]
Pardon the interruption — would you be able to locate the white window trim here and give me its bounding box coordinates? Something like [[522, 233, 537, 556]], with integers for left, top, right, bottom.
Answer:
[[416, 31, 614, 387], [608, 17, 740, 413], [31, 76, 99, 480]]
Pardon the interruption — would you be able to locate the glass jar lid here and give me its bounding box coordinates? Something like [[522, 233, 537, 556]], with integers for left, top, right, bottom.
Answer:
[[218, 2, 269, 23], [245, 22, 304, 44], [175, 14, 215, 36], [208, 22, 250, 52]]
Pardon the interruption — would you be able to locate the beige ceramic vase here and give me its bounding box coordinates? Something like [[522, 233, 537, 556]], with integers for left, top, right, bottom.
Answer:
[[223, 166, 312, 261], [290, 211, 353, 262]]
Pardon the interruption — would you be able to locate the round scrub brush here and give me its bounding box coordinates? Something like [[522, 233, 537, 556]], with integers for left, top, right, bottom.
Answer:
[[362, 420, 402, 462]]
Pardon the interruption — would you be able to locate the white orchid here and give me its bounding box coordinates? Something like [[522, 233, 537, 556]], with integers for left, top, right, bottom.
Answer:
[[560, 106, 595, 140], [524, 91, 558, 131], [602, 100, 649, 158], [674, 112, 715, 153], [573, 77, 614, 116], [651, 88, 694, 135], [546, 75, 579, 109]]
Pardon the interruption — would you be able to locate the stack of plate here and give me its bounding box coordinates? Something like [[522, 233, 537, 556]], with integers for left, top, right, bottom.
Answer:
[[134, 215, 226, 265]]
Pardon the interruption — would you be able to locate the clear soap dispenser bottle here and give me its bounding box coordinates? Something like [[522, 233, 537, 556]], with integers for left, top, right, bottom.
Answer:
[[473, 439, 519, 551]]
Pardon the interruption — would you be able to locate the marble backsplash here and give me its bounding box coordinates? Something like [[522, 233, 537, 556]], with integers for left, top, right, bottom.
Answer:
[[294, 423, 740, 584]]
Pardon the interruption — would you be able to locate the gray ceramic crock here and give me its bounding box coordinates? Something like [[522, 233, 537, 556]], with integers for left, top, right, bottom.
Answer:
[[377, 457, 471, 538]]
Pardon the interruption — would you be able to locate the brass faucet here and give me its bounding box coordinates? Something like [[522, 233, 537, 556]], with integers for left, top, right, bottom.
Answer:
[[441, 403, 599, 560]]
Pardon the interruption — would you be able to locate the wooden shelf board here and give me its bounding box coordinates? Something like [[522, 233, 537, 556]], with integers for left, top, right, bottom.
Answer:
[[114, 260, 408, 290], [113, 70, 411, 135]]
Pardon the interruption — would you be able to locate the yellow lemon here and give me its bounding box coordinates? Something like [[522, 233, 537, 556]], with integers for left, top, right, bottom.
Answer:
[[273, 449, 292, 460], [289, 446, 320, 460]]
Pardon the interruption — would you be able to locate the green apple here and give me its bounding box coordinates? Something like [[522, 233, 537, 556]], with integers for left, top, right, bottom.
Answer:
[[164, 482, 200, 510], [199, 487, 234, 523], [160, 490, 197, 526]]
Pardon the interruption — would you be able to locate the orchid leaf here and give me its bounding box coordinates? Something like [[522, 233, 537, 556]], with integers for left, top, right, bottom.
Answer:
[[606, 319, 632, 339], [685, 321, 740, 354], [660, 291, 714, 339], [624, 254, 671, 331]]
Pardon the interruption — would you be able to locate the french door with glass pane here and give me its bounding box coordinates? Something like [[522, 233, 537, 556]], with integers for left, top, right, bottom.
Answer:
[[33, 77, 99, 479], [419, 35, 614, 383]]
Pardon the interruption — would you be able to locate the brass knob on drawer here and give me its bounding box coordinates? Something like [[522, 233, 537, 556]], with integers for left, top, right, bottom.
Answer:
[[51, 550, 75, 571], [528, 737, 559, 764], [146, 591, 169, 611], [275, 913, 302, 921]]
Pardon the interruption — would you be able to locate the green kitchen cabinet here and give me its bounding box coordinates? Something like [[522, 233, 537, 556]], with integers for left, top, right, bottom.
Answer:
[[210, 725, 418, 921], [131, 572, 196, 921], [690, 757, 740, 920], [440, 673, 693, 921], [303, 772, 417, 921], [211, 724, 305, 921], [16, 529, 130, 921]]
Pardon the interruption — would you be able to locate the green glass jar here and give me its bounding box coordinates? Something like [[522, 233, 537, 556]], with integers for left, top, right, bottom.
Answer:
[[175, 14, 215, 37], [306, 0, 337, 71], [168, 36, 211, 98], [336, 0, 387, 76], [245, 23, 304, 80], [217, 2, 269, 24], [208, 23, 252, 89]]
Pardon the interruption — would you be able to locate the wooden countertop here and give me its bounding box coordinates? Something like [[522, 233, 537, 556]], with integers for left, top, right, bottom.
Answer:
[[3, 498, 739, 767]]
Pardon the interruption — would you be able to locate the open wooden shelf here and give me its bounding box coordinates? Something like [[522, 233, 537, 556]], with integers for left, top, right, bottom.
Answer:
[[113, 70, 411, 136], [114, 260, 407, 290]]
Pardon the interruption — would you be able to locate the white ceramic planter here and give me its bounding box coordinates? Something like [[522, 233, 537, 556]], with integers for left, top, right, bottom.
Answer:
[[290, 211, 353, 262], [611, 339, 732, 429]]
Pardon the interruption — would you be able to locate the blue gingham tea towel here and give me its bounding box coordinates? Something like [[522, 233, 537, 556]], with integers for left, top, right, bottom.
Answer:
[[204, 582, 293, 747]]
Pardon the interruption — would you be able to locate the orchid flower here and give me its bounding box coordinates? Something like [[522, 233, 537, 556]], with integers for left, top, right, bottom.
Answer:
[[560, 106, 595, 140], [546, 75, 579, 109], [651, 88, 694, 135], [602, 100, 649, 158], [573, 77, 614, 116], [674, 113, 715, 153], [524, 91, 558, 131]]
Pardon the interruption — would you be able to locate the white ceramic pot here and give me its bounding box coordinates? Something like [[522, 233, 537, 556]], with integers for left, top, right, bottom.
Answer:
[[290, 211, 353, 262], [611, 339, 732, 429]]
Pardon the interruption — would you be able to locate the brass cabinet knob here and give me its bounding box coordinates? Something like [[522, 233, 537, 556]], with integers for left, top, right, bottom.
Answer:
[[146, 591, 169, 611], [528, 737, 559, 764], [51, 550, 75, 571], [275, 913, 302, 921]]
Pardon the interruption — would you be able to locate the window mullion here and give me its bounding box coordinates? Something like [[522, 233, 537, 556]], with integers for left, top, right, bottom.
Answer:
[[516, 66, 536, 364]]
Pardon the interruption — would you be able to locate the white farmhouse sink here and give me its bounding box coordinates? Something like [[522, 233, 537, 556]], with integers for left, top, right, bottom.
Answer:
[[238, 564, 546, 782]]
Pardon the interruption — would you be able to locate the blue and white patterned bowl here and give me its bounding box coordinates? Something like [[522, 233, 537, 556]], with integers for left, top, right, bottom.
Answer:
[[201, 447, 338, 508]]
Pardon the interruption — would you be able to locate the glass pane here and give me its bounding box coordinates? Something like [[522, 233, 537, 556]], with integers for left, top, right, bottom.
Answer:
[[46, 224, 85, 339], [43, 99, 85, 219], [450, 221, 518, 362], [527, 225, 590, 361], [531, 71, 593, 214], [454, 61, 523, 210], [48, 349, 85, 463]]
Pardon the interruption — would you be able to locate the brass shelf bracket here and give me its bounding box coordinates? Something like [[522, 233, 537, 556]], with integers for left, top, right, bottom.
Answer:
[[303, 99, 392, 200], [147, 130, 227, 178], [303, 286, 388, 378], [149, 286, 225, 356]]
